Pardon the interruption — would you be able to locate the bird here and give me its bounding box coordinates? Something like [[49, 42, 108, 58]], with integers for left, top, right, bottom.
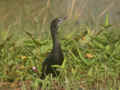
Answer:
[[40, 17, 66, 79]]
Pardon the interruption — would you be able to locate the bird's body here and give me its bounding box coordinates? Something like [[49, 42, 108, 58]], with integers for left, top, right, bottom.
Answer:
[[40, 17, 66, 79]]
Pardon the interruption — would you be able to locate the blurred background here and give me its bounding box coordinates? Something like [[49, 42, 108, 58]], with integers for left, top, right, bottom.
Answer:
[[0, 0, 120, 40], [0, 1, 120, 89]]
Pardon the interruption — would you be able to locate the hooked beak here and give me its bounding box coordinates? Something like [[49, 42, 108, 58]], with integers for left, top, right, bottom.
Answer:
[[58, 16, 67, 25]]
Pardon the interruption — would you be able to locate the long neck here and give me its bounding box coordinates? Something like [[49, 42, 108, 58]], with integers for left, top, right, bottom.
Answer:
[[51, 27, 61, 53]]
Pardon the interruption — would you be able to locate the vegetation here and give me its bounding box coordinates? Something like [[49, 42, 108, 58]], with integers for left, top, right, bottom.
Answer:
[[0, 0, 120, 90], [0, 17, 120, 90]]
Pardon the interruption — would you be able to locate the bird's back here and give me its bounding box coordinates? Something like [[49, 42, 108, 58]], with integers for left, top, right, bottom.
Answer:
[[41, 49, 64, 79]]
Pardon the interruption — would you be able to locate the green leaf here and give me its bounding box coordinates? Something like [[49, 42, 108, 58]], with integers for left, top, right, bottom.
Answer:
[[88, 67, 93, 76], [101, 13, 112, 29]]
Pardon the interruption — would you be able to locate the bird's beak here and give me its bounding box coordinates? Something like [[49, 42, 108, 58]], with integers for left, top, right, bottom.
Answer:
[[58, 16, 67, 25], [63, 16, 67, 20]]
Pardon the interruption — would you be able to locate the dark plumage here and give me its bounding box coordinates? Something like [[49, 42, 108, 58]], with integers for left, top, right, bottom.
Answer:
[[40, 17, 66, 79]]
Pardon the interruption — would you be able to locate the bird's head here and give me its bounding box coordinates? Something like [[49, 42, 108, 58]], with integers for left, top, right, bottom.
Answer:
[[50, 17, 67, 32]]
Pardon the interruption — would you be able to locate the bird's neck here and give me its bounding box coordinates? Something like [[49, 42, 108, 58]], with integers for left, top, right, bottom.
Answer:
[[52, 33, 61, 52], [51, 28, 61, 52]]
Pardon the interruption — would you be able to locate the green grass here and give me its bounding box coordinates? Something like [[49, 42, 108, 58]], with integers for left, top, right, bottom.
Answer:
[[0, 0, 120, 90], [0, 21, 120, 90]]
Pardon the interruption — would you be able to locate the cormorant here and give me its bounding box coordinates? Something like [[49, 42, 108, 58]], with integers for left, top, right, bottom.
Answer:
[[40, 17, 66, 79]]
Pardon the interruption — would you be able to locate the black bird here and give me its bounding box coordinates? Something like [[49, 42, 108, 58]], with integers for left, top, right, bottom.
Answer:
[[40, 17, 66, 79]]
